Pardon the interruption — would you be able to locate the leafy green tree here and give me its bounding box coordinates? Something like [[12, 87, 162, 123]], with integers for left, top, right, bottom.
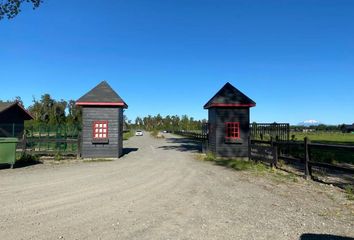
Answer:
[[0, 0, 42, 20], [27, 97, 42, 121], [67, 100, 82, 126]]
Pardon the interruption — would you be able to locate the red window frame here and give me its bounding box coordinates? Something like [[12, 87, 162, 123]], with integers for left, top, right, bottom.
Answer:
[[92, 120, 108, 139], [225, 122, 240, 139]]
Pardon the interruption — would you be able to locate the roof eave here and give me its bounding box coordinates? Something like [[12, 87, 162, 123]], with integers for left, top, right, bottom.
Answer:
[[204, 103, 256, 109], [0, 102, 34, 120], [76, 101, 128, 108]]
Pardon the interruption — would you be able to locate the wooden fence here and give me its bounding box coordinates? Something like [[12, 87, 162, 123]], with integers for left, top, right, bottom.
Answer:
[[174, 130, 354, 179], [250, 123, 290, 142], [250, 137, 354, 179], [174, 131, 207, 140]]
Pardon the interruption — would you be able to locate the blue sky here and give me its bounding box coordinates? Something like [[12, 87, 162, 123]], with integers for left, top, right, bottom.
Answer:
[[0, 0, 353, 125]]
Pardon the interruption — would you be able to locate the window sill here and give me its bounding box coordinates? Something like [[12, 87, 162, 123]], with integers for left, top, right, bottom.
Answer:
[[224, 138, 243, 144], [92, 138, 109, 144]]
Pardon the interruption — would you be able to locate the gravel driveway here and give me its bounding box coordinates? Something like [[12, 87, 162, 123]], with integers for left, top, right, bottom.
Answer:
[[0, 133, 353, 240]]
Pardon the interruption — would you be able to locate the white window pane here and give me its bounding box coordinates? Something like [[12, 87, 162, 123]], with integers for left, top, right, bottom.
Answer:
[[95, 134, 99, 138], [99, 129, 102, 133], [103, 124, 107, 128], [103, 129, 106, 133], [99, 124, 102, 127], [102, 134, 106, 138], [99, 134, 102, 138], [95, 124, 99, 127]]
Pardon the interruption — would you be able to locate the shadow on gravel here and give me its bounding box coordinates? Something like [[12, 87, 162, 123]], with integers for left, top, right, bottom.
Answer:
[[278, 159, 354, 190], [122, 148, 139, 156], [158, 137, 202, 153], [300, 234, 354, 240], [0, 160, 42, 170]]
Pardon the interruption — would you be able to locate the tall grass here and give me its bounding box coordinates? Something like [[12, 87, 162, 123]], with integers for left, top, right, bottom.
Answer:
[[201, 154, 298, 182]]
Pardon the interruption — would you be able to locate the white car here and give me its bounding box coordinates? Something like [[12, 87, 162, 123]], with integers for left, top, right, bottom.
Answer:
[[135, 130, 143, 136]]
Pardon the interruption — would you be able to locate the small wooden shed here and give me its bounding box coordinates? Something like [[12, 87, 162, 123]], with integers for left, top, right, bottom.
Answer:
[[76, 81, 128, 158], [0, 102, 33, 137], [204, 82, 256, 158]]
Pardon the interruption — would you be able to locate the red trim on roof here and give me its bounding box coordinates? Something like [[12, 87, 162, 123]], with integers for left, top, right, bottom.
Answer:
[[76, 102, 126, 106], [206, 103, 256, 108]]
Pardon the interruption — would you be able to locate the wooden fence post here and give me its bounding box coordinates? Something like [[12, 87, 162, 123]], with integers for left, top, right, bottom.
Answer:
[[248, 136, 252, 161], [270, 137, 274, 168], [304, 137, 311, 180], [273, 145, 278, 168], [22, 133, 27, 155], [77, 133, 81, 159]]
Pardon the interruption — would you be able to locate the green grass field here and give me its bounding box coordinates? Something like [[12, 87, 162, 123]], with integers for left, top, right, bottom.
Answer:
[[291, 132, 354, 145], [288, 132, 354, 165]]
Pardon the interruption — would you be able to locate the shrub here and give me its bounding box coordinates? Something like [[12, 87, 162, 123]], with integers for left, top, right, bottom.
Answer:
[[16, 153, 40, 165], [204, 152, 216, 161], [55, 152, 62, 161], [344, 185, 354, 201]]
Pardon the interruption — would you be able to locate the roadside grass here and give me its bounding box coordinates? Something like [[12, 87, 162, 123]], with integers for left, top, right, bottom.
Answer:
[[200, 153, 299, 183], [15, 153, 41, 167], [123, 131, 134, 140], [344, 185, 354, 201]]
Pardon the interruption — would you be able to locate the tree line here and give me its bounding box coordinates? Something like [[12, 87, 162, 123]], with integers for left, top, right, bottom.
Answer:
[[1, 95, 82, 128], [290, 124, 350, 132], [5, 95, 348, 133], [131, 115, 207, 132], [1, 95, 206, 131]]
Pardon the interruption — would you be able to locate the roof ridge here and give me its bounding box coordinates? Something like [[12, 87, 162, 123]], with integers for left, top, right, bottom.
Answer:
[[76, 81, 128, 108], [204, 82, 256, 109]]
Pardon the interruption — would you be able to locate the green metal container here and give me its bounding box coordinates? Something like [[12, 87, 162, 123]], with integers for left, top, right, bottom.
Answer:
[[0, 138, 18, 168]]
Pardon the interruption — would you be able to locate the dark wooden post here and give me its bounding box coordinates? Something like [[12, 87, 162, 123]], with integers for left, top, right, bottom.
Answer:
[[270, 137, 275, 168], [248, 136, 252, 161], [38, 126, 41, 151], [273, 145, 278, 168], [22, 133, 27, 155], [304, 137, 311, 180], [77, 132, 81, 159]]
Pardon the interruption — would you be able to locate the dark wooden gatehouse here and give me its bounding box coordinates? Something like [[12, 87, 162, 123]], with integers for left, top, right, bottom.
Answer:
[[204, 82, 256, 158], [0, 102, 33, 137], [76, 81, 128, 158]]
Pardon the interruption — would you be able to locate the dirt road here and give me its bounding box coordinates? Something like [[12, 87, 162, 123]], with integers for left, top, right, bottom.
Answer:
[[0, 133, 353, 240]]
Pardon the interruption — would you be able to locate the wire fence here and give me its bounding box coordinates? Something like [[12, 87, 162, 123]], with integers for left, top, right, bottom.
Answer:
[[18, 124, 81, 156]]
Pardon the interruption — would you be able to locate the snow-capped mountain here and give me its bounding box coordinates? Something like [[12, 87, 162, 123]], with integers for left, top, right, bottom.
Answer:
[[298, 120, 321, 126]]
